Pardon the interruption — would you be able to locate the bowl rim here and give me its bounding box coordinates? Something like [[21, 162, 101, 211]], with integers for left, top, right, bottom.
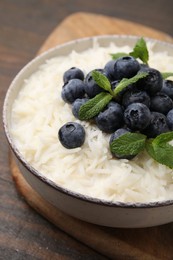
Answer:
[[3, 34, 173, 209]]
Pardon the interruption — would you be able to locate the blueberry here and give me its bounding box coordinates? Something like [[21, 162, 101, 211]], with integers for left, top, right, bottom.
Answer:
[[161, 80, 173, 99], [61, 79, 86, 103], [122, 89, 150, 108], [95, 101, 124, 133], [124, 103, 151, 130], [104, 60, 117, 81], [109, 56, 140, 80], [72, 98, 89, 119], [63, 67, 84, 83], [84, 69, 107, 98], [111, 80, 120, 91], [58, 122, 85, 149], [109, 128, 135, 159], [142, 112, 169, 138], [167, 109, 173, 130], [150, 92, 173, 114], [137, 67, 163, 95]]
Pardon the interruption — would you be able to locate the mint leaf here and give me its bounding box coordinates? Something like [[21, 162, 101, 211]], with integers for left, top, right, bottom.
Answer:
[[146, 142, 173, 169], [110, 52, 129, 60], [110, 132, 146, 156], [79, 71, 148, 121], [145, 139, 157, 160], [130, 37, 149, 64], [146, 132, 173, 169], [113, 72, 148, 96], [78, 92, 112, 120], [152, 131, 173, 145], [92, 71, 113, 95], [110, 38, 149, 64], [161, 72, 173, 79]]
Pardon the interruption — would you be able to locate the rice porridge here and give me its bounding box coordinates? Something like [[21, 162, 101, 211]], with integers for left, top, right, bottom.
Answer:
[[11, 40, 173, 203]]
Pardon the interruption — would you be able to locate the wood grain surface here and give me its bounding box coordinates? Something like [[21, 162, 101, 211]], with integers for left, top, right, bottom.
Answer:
[[1, 1, 173, 259], [10, 12, 173, 260], [39, 12, 173, 53]]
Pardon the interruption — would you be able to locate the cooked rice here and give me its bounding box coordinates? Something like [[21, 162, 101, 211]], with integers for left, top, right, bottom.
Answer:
[[11, 40, 173, 203]]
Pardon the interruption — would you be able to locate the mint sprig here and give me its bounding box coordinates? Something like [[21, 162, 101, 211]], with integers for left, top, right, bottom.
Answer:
[[110, 131, 173, 168], [92, 70, 149, 97], [79, 71, 148, 120], [113, 71, 148, 96], [146, 132, 173, 168], [130, 37, 149, 64], [92, 71, 114, 95], [78, 92, 112, 120], [161, 72, 173, 79], [110, 37, 149, 64], [110, 133, 147, 156], [92, 71, 148, 97]]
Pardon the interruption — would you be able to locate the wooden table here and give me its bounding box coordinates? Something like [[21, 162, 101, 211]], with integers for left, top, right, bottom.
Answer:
[[1, 1, 173, 259]]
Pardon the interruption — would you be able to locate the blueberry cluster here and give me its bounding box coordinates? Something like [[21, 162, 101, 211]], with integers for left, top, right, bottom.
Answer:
[[59, 57, 173, 157]]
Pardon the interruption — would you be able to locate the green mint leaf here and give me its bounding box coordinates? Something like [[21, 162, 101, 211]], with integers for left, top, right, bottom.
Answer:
[[110, 132, 146, 156], [78, 92, 112, 120], [110, 52, 129, 60], [146, 141, 173, 169], [130, 37, 149, 64], [113, 72, 148, 96], [92, 71, 113, 95], [152, 131, 173, 145], [78, 71, 148, 121], [161, 72, 173, 79], [146, 132, 173, 169], [145, 139, 157, 160]]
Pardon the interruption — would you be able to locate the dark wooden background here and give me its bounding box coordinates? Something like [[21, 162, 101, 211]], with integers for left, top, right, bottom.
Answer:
[[1, 1, 173, 259]]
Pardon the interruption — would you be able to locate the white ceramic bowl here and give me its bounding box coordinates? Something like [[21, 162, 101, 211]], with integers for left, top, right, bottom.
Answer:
[[3, 35, 173, 228]]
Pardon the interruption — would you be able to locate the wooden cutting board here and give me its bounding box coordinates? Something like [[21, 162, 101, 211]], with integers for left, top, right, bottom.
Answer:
[[10, 12, 173, 260]]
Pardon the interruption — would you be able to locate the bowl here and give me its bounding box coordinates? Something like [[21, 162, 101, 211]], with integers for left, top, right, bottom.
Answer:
[[3, 35, 173, 228]]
